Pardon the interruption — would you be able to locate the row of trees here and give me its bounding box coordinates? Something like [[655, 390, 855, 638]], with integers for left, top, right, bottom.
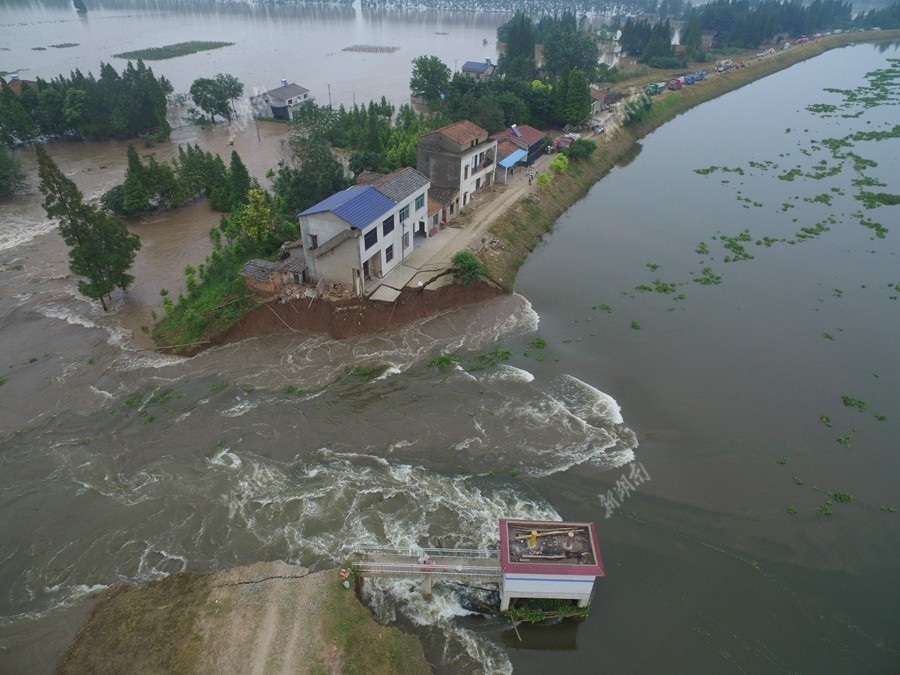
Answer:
[[411, 54, 593, 131], [101, 144, 252, 217], [496, 12, 600, 82], [0, 61, 171, 146], [620, 18, 678, 67], [693, 0, 854, 50]]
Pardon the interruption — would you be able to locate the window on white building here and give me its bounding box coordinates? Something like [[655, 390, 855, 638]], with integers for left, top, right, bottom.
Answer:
[[364, 228, 378, 250], [399, 205, 410, 222], [385, 245, 394, 263], [415, 194, 424, 211]]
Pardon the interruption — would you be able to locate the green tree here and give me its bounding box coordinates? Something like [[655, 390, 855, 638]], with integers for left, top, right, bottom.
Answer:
[[499, 12, 536, 81], [273, 140, 346, 216], [189, 77, 230, 122], [122, 144, 151, 216], [451, 250, 491, 287], [233, 188, 273, 244], [0, 81, 38, 146], [228, 150, 252, 211], [0, 145, 27, 197], [410, 56, 451, 103], [36, 144, 140, 311], [214, 73, 244, 117], [565, 68, 591, 126]]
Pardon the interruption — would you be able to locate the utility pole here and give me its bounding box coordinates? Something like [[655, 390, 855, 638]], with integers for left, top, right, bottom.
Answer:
[[328, 83, 332, 108]]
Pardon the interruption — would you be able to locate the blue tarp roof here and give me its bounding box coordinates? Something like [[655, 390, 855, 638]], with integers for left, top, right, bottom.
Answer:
[[498, 148, 527, 168], [299, 185, 396, 229]]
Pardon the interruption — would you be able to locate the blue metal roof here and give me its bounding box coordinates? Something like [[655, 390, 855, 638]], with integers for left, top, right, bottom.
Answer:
[[299, 185, 396, 230], [498, 148, 528, 168], [462, 61, 490, 73]]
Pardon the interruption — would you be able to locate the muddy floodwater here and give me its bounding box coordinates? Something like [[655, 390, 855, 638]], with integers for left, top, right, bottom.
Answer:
[[2, 4, 900, 672]]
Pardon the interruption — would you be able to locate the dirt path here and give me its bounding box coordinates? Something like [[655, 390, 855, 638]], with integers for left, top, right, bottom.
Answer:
[[197, 562, 329, 675]]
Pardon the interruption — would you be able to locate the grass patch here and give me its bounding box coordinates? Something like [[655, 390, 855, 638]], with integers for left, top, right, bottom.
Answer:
[[322, 576, 428, 674], [113, 41, 234, 61], [429, 354, 462, 370], [57, 573, 211, 674]]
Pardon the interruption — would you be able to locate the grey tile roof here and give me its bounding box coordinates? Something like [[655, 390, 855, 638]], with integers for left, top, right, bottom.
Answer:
[[240, 259, 279, 282], [372, 168, 429, 202], [265, 83, 309, 102]]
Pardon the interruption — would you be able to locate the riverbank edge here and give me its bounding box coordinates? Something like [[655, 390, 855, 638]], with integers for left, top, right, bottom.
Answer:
[[56, 563, 431, 674], [482, 32, 899, 286]]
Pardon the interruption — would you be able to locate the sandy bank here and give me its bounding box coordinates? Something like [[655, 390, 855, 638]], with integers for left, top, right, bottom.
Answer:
[[57, 561, 430, 674]]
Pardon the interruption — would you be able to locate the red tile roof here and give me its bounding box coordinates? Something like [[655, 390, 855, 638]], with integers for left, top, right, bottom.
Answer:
[[490, 124, 545, 147], [495, 139, 522, 162], [430, 120, 488, 145]]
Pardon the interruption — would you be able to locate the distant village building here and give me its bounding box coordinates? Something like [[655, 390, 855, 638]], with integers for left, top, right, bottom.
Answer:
[[416, 120, 497, 221], [250, 80, 313, 121], [461, 58, 496, 80], [298, 168, 430, 297], [489, 124, 546, 167], [701, 31, 716, 51]]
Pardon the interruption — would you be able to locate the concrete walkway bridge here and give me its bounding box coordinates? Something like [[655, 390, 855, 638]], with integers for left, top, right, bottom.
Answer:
[[350, 546, 501, 595]]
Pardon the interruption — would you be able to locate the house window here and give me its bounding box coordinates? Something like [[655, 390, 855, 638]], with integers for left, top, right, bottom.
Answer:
[[472, 156, 478, 171], [476, 177, 481, 190], [432, 213, 439, 226], [403, 232, 410, 249], [415, 194, 424, 211], [382, 215, 395, 236], [464, 165, 469, 180], [309, 234, 318, 250], [399, 205, 410, 222], [364, 228, 378, 250], [463, 193, 468, 206], [385, 245, 394, 263]]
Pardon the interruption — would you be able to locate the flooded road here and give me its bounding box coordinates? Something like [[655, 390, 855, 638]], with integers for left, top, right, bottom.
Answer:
[[2, 4, 899, 672]]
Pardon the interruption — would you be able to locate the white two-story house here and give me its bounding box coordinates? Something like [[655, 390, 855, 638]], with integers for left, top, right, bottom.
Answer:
[[298, 168, 430, 297]]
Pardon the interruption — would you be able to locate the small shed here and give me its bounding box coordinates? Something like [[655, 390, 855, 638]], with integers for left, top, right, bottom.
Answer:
[[498, 519, 604, 611], [240, 255, 308, 296]]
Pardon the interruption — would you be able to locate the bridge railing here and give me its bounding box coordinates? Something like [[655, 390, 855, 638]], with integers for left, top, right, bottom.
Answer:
[[352, 545, 499, 560], [351, 559, 501, 578]]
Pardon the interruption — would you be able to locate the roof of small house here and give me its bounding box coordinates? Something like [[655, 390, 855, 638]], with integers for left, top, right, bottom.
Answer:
[[425, 120, 488, 146], [589, 87, 606, 102], [495, 139, 522, 162], [462, 60, 492, 74], [240, 259, 279, 282], [428, 185, 458, 207], [299, 185, 396, 230], [356, 167, 430, 202], [490, 124, 545, 148], [264, 82, 309, 102], [427, 197, 443, 218]]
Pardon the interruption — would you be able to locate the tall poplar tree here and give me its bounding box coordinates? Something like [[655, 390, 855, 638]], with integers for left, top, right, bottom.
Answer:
[[36, 144, 141, 311]]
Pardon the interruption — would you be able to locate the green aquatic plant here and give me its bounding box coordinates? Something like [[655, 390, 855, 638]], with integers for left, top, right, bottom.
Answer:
[[836, 436, 852, 448], [840, 395, 867, 411], [282, 385, 304, 395], [630, 321, 641, 330], [429, 354, 461, 370], [820, 415, 831, 427]]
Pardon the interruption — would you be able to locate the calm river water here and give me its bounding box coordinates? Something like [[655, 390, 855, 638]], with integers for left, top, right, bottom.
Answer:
[[2, 3, 899, 673]]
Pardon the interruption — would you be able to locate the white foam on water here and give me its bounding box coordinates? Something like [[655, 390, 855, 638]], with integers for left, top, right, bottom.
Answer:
[[484, 364, 535, 384], [373, 364, 402, 380], [0, 213, 56, 252], [208, 447, 243, 470], [89, 385, 115, 400], [553, 373, 624, 426], [220, 398, 260, 418], [365, 579, 513, 675]]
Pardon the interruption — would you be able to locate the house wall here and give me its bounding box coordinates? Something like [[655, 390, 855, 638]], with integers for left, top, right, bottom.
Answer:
[[356, 186, 428, 282], [299, 212, 358, 284], [458, 141, 497, 208]]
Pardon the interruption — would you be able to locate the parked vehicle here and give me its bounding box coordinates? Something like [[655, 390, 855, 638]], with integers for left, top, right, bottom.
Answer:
[[645, 82, 665, 95], [667, 79, 682, 91]]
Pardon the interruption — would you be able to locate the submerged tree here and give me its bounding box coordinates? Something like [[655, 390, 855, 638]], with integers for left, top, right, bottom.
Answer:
[[0, 146, 27, 197], [36, 145, 140, 310]]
